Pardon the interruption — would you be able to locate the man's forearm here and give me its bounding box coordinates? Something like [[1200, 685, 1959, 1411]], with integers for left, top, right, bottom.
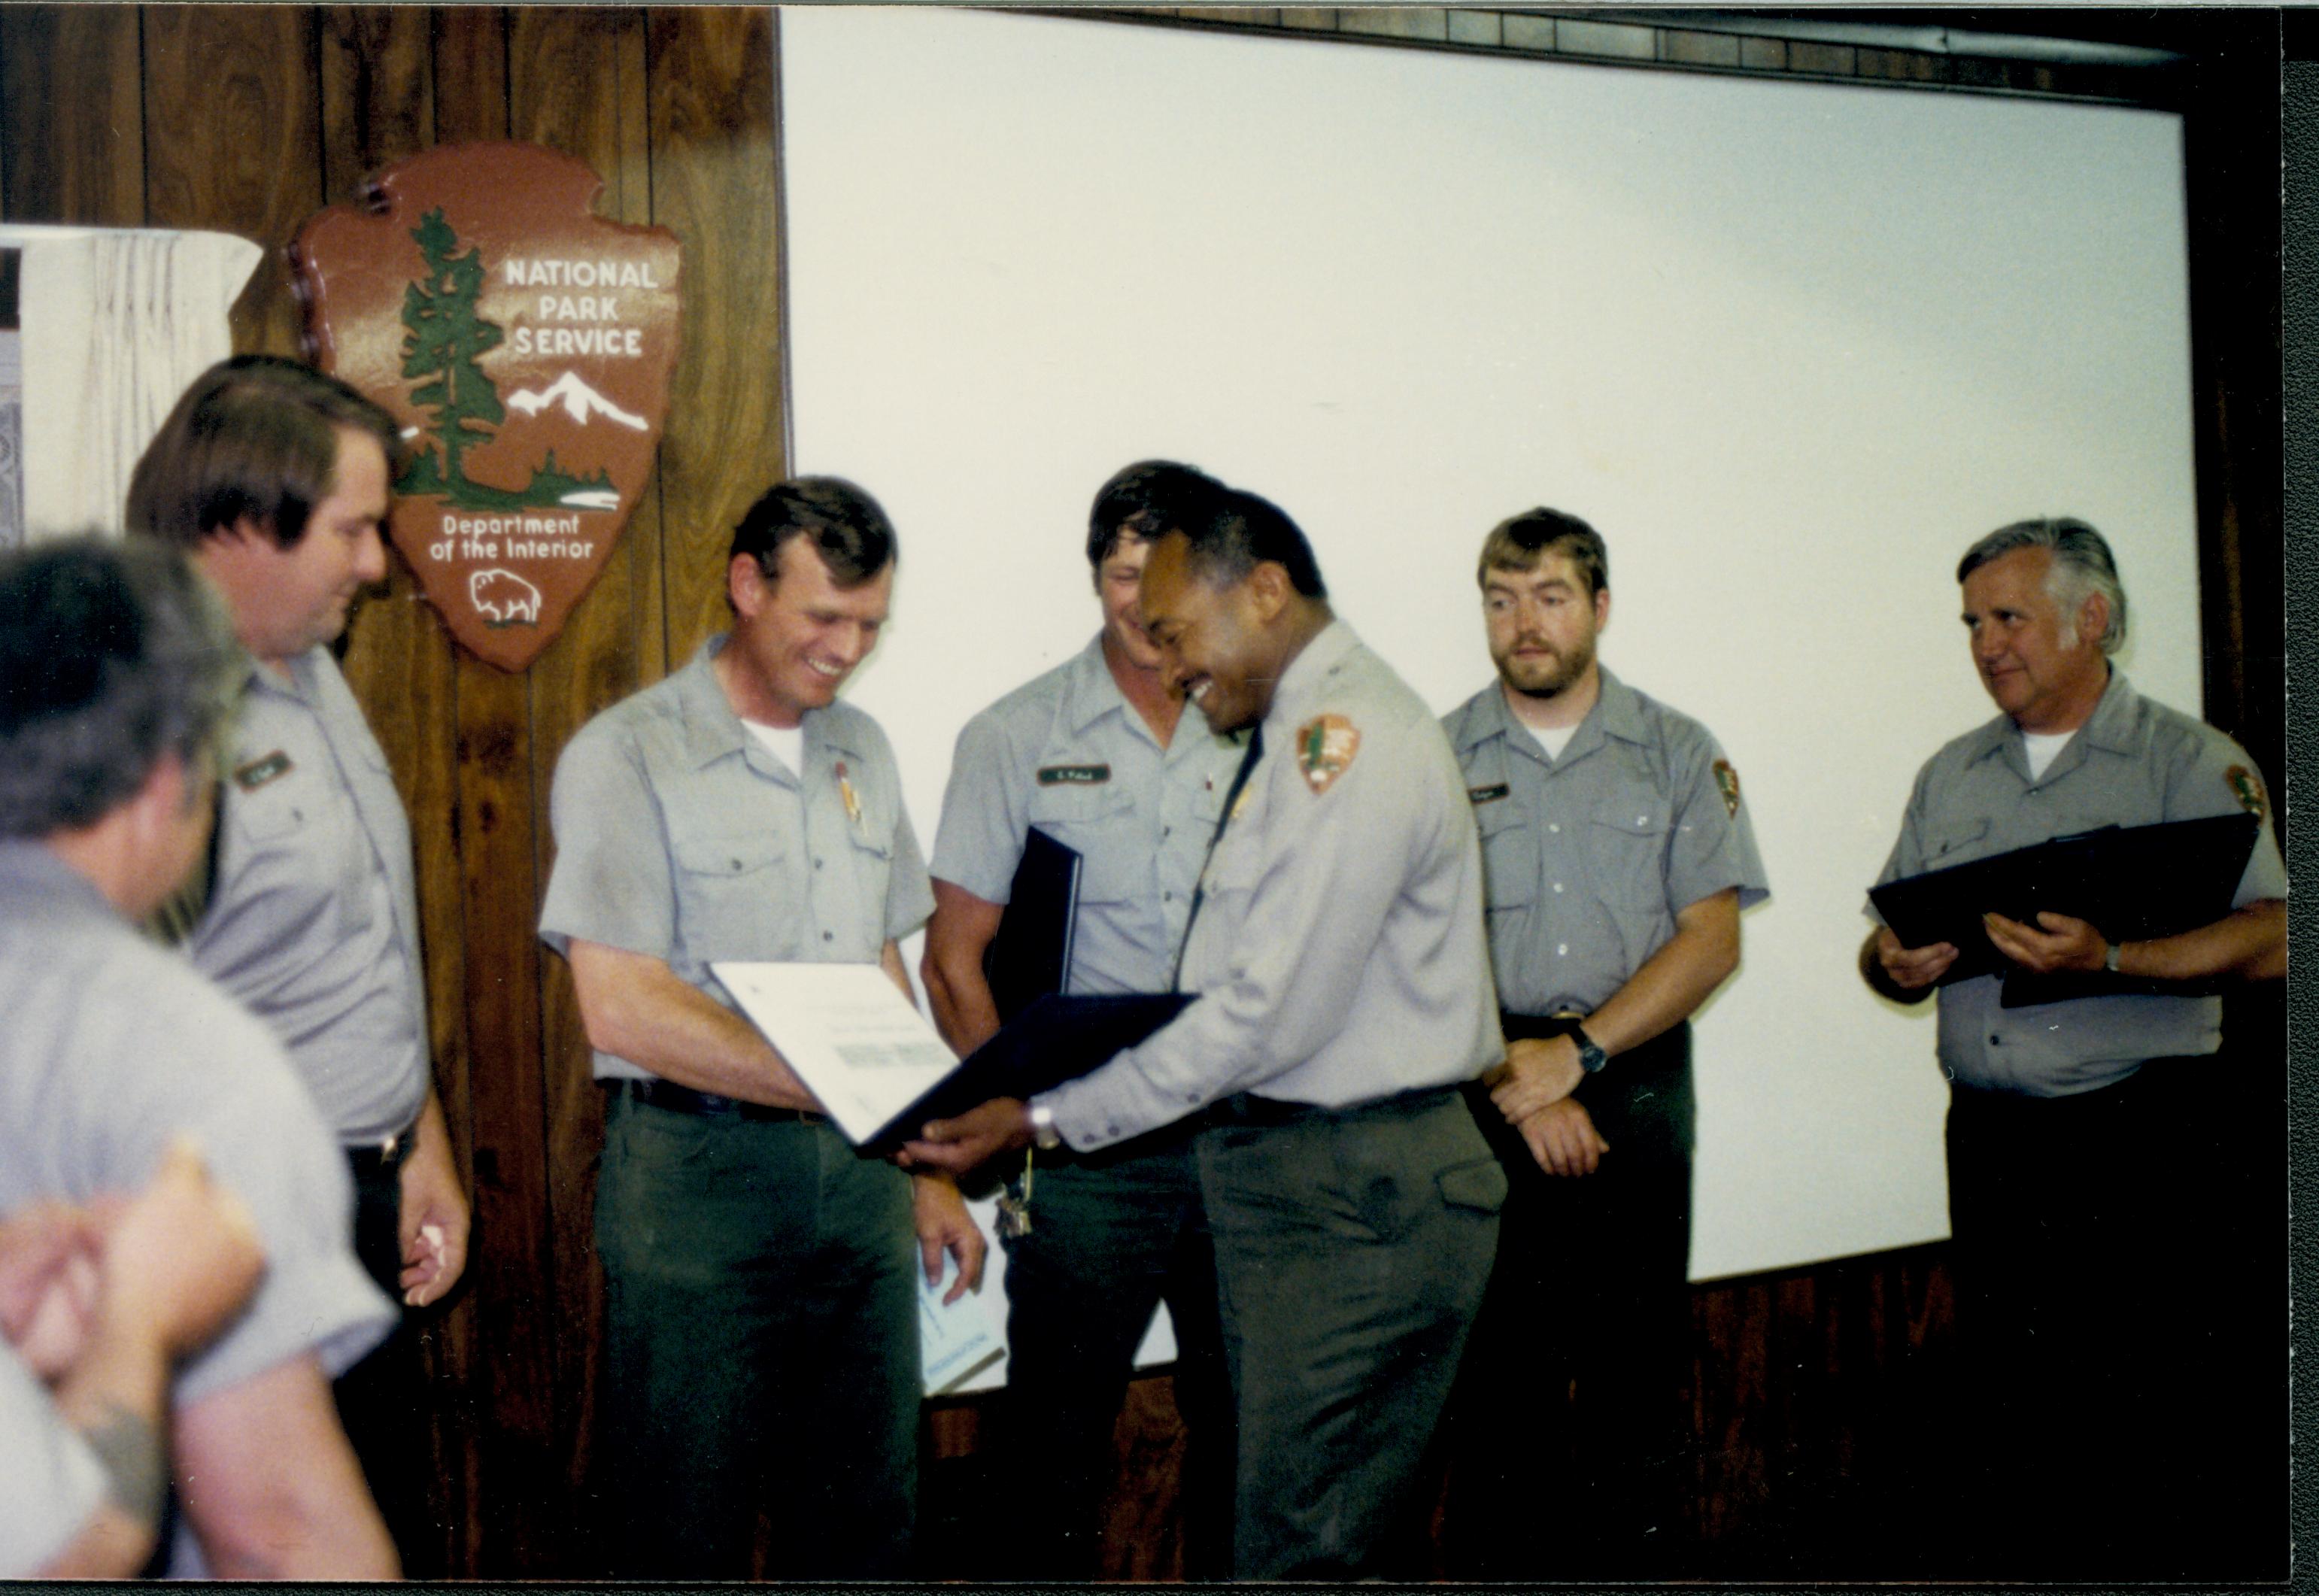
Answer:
[[924, 944, 1001, 1056], [2115, 899, 2285, 984], [175, 1357, 398, 1579], [566, 940, 818, 1109], [38, 1323, 171, 1577], [1585, 891, 1741, 1057], [924, 882, 1006, 1054]]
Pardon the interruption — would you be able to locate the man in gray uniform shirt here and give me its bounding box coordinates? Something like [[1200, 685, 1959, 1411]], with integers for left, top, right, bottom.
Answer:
[[922, 460, 1240, 1576], [1438, 508, 1767, 1579], [908, 483, 1507, 1579], [541, 477, 982, 1579], [0, 538, 396, 1578], [126, 355, 466, 1567], [1862, 517, 2284, 1577]]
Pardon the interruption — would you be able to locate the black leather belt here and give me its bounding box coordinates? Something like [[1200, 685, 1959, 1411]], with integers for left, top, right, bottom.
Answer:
[[609, 1078, 827, 1124], [1203, 1081, 1461, 1129]]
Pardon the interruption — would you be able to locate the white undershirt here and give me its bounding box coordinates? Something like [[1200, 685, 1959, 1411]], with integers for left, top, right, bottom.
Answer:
[[2020, 729, 2074, 781], [1517, 718, 1579, 762], [743, 719, 805, 775]]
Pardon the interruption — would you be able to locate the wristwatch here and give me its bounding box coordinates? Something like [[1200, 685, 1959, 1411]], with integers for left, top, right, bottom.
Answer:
[[2103, 939, 2125, 975], [1571, 1025, 1610, 1075], [1027, 1102, 1062, 1151]]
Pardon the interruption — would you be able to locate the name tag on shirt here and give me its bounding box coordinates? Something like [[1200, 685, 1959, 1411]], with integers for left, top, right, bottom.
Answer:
[[1037, 763, 1111, 786], [1466, 783, 1510, 806], [234, 751, 294, 790]]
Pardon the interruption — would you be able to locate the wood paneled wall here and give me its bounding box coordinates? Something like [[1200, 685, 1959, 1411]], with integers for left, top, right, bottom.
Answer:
[[1, 6, 779, 1573], [0, 7, 2282, 1581]]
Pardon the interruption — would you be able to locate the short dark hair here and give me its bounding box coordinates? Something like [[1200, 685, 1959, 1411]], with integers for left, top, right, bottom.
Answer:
[[126, 355, 403, 551], [0, 537, 242, 838], [1164, 484, 1328, 600], [1956, 516, 2128, 654], [730, 476, 897, 593], [1477, 508, 1609, 596], [1085, 460, 1222, 570]]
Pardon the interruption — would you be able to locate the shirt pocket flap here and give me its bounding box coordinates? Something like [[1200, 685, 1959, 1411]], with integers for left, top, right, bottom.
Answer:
[[229, 782, 309, 845], [1927, 816, 1993, 864], [673, 833, 785, 878], [1027, 781, 1135, 827]]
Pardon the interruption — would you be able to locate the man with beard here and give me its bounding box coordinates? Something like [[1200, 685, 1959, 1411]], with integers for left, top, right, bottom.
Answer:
[[921, 460, 1238, 1577], [1437, 508, 1766, 1578], [906, 481, 1505, 1579]]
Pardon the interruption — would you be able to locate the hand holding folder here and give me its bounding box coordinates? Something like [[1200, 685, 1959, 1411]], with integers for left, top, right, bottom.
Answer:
[[1866, 812, 2259, 1006]]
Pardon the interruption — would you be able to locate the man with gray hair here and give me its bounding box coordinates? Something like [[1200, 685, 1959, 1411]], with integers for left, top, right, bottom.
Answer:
[[1862, 516, 2284, 1576], [0, 537, 397, 1576]]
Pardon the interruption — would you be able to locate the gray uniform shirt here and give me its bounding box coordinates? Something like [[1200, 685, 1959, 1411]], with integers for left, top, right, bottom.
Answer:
[[1868, 670, 2287, 1096], [1443, 668, 1769, 1015], [188, 648, 429, 1143], [1040, 621, 1501, 1151], [0, 1341, 105, 1578], [0, 842, 396, 1573], [539, 634, 936, 1082], [930, 633, 1243, 996]]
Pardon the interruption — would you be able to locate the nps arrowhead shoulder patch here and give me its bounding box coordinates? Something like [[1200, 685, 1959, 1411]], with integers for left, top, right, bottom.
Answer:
[[1712, 758, 1741, 818], [1295, 715, 1360, 794], [2226, 764, 2267, 821]]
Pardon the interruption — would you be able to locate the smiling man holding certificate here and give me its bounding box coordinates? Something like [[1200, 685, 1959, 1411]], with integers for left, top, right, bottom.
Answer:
[[538, 477, 981, 1580]]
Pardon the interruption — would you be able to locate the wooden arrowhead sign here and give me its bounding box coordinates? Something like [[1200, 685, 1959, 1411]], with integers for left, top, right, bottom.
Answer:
[[291, 142, 681, 672]]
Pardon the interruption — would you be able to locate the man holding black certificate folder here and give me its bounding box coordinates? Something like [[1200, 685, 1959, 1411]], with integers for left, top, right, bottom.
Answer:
[[1860, 517, 2284, 1576], [922, 461, 1240, 1577], [908, 481, 1505, 1579]]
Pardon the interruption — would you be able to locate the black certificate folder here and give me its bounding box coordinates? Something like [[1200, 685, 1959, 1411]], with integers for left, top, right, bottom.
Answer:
[[984, 827, 1082, 1022], [860, 992, 1191, 1158], [1867, 812, 2260, 1003]]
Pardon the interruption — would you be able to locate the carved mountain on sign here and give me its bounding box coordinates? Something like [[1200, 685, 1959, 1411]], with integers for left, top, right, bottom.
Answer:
[[290, 141, 682, 672], [506, 371, 648, 430]]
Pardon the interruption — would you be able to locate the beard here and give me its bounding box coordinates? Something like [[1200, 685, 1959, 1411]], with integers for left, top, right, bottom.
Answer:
[[1495, 636, 1595, 699]]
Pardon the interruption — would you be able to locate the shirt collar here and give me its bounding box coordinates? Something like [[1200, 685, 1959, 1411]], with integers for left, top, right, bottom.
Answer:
[[1962, 666, 2134, 769], [1061, 633, 1132, 738], [675, 633, 870, 775], [0, 837, 113, 921], [238, 646, 317, 708], [1454, 663, 1644, 763]]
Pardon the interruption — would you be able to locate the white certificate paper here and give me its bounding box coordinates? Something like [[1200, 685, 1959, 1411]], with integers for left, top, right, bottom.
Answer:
[[709, 960, 959, 1145]]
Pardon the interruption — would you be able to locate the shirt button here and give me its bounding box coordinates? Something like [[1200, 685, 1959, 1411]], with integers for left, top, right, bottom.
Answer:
[[1989, 1034, 2001, 1045], [813, 857, 824, 869], [1553, 883, 1565, 894], [1163, 825, 1172, 838], [823, 931, 834, 942], [1163, 891, 1173, 903], [1557, 942, 1569, 956], [1549, 823, 1561, 833]]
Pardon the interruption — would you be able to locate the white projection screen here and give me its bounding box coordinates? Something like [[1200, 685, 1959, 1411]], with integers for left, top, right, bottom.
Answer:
[[776, 8, 2201, 1282]]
